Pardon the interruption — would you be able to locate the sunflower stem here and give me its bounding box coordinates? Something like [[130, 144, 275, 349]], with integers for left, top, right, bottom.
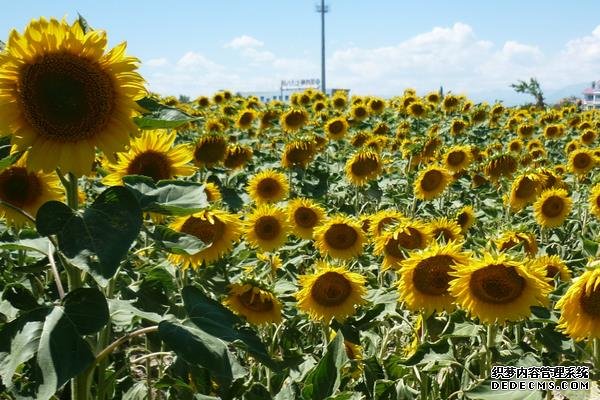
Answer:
[[484, 324, 497, 378], [67, 172, 79, 210], [593, 338, 600, 377]]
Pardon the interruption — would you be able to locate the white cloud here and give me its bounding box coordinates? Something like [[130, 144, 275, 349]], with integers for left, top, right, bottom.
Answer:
[[146, 57, 168, 67], [225, 35, 264, 49], [176, 51, 223, 71]]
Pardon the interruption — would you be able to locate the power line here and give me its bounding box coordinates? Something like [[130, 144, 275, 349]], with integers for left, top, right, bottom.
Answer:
[[316, 0, 329, 93]]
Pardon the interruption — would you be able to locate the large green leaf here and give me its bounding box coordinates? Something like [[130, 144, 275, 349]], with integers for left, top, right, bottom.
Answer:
[[123, 175, 209, 215], [134, 97, 200, 129], [0, 151, 24, 172], [302, 332, 348, 400], [158, 321, 246, 391], [36, 186, 142, 285], [152, 225, 209, 255], [107, 299, 163, 327], [1, 284, 40, 311], [182, 286, 278, 370], [463, 379, 542, 400], [63, 288, 109, 335]]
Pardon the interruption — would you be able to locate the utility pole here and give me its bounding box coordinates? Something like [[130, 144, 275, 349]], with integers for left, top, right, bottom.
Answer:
[[316, 0, 329, 94]]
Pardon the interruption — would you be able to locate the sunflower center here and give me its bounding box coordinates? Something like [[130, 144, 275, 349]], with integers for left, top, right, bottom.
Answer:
[[396, 227, 424, 249], [515, 177, 536, 199], [412, 255, 454, 296], [384, 237, 404, 259], [573, 153, 592, 169], [545, 265, 560, 279], [311, 271, 352, 306], [328, 120, 345, 135], [256, 178, 281, 199], [350, 156, 379, 177], [0, 167, 42, 208], [294, 207, 318, 228], [580, 288, 600, 318], [457, 212, 469, 228], [285, 144, 313, 165], [433, 228, 453, 242], [126, 150, 172, 181], [333, 98, 346, 108], [376, 217, 397, 234], [180, 216, 226, 244], [284, 111, 305, 128], [354, 107, 367, 118], [19, 52, 114, 142], [238, 112, 254, 126], [224, 147, 250, 169], [324, 223, 358, 250], [238, 289, 274, 312], [254, 216, 281, 240], [541, 196, 564, 218], [469, 264, 525, 304], [370, 100, 384, 112], [194, 137, 227, 165], [447, 151, 465, 166], [420, 170, 443, 192]]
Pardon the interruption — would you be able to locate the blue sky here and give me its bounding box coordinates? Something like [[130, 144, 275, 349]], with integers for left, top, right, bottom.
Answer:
[[2, 1, 600, 102]]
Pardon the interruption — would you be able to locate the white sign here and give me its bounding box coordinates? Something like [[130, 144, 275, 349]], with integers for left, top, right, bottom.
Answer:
[[281, 78, 321, 90]]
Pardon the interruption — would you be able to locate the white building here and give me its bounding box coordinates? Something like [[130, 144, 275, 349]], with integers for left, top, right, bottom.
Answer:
[[582, 81, 600, 109]]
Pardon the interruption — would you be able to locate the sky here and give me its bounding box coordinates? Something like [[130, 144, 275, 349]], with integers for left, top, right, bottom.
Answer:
[[2, 1, 600, 103]]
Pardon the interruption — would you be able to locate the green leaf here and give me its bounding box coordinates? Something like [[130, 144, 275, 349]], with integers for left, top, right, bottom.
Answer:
[[76, 14, 92, 33], [134, 98, 199, 129], [463, 379, 542, 400], [396, 339, 455, 368], [36, 308, 95, 399], [582, 238, 599, 257], [123, 175, 209, 215], [0, 237, 54, 255], [303, 332, 348, 400], [0, 40, 5, 52], [63, 288, 109, 335], [158, 321, 246, 390], [36, 186, 142, 285], [122, 381, 148, 400], [0, 151, 24, 172], [152, 225, 209, 255], [107, 299, 163, 327], [2, 284, 39, 311], [182, 286, 278, 370]]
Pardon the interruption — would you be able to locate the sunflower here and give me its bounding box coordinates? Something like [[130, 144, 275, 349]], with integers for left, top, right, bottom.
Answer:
[[528, 255, 571, 283], [495, 230, 538, 257], [425, 91, 441, 104], [350, 104, 368, 122], [428, 217, 463, 243], [442, 94, 460, 112], [533, 188, 572, 228], [483, 154, 518, 182], [193, 134, 228, 168], [224, 282, 282, 325], [455, 205, 476, 233], [367, 98, 385, 115], [247, 169, 289, 204], [568, 148, 595, 176], [325, 117, 349, 140], [331, 95, 348, 109], [556, 267, 600, 340], [280, 108, 308, 132], [373, 229, 408, 270], [281, 139, 317, 169], [296, 262, 367, 322], [399, 241, 470, 314], [196, 96, 210, 108], [581, 129, 596, 145], [414, 165, 452, 200], [449, 253, 551, 324], [0, 18, 145, 176], [204, 182, 222, 203], [0, 153, 63, 226], [407, 101, 428, 118], [368, 209, 404, 237], [102, 130, 195, 185], [314, 215, 365, 260], [287, 198, 325, 239], [588, 184, 600, 219], [443, 145, 472, 172], [223, 144, 253, 170], [450, 119, 468, 136], [259, 109, 279, 131], [543, 124, 564, 139], [507, 173, 542, 211], [204, 118, 224, 133], [508, 138, 524, 153], [168, 209, 243, 269], [516, 123, 535, 138], [345, 150, 383, 186], [244, 205, 289, 252], [235, 109, 256, 130]]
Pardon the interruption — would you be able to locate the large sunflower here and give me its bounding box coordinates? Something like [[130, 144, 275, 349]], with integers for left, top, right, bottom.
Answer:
[[0, 153, 63, 226], [414, 165, 452, 200], [449, 253, 551, 324], [556, 267, 600, 340], [224, 282, 282, 325], [313, 215, 365, 260], [247, 169, 289, 204], [296, 262, 367, 322], [398, 241, 470, 314], [507, 173, 542, 211], [168, 209, 243, 270], [223, 144, 253, 170], [244, 205, 290, 251], [345, 150, 383, 186], [533, 188, 572, 228], [193, 134, 228, 168], [102, 130, 195, 185], [0, 18, 145, 176], [287, 198, 325, 239]]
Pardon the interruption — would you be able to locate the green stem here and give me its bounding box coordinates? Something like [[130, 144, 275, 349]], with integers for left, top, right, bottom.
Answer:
[[593, 338, 600, 377], [484, 324, 497, 378]]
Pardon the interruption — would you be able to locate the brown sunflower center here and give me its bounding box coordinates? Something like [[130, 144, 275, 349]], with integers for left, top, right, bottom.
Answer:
[[324, 223, 358, 250], [126, 150, 172, 181], [311, 271, 352, 306], [333, 98, 346, 108], [284, 144, 314, 166], [541, 196, 564, 218], [350, 156, 379, 178], [469, 264, 525, 304], [238, 112, 254, 127], [396, 227, 424, 249], [573, 153, 592, 170], [515, 177, 536, 199], [254, 216, 281, 240], [224, 147, 250, 169], [420, 170, 443, 192], [580, 287, 600, 318], [194, 137, 227, 165], [456, 212, 470, 228], [328, 120, 345, 135], [412, 255, 454, 296], [181, 215, 225, 244], [384, 237, 404, 259], [294, 207, 318, 228], [0, 167, 42, 208], [447, 151, 465, 166], [284, 111, 306, 128], [433, 228, 454, 242], [545, 264, 560, 279], [353, 107, 367, 118], [238, 289, 274, 312], [19, 52, 115, 142], [256, 178, 282, 199]]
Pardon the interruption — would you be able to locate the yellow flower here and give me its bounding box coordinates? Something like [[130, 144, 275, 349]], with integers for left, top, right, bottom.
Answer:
[[507, 173, 542, 211], [449, 253, 551, 324], [224, 283, 282, 325], [296, 262, 367, 322], [350, 104, 369, 121], [247, 169, 289, 204], [345, 150, 383, 186], [281, 140, 317, 169], [443, 145, 472, 172], [528, 255, 571, 283], [203, 182, 222, 203], [287, 198, 325, 239], [0, 18, 145, 175], [495, 230, 538, 257], [556, 267, 600, 340], [368, 209, 404, 237], [102, 130, 195, 185], [374, 219, 432, 270], [244, 205, 290, 252], [325, 117, 349, 140], [280, 108, 308, 132], [193, 135, 228, 168], [414, 165, 452, 200], [235, 109, 257, 130], [455, 206, 476, 233], [223, 144, 253, 170], [428, 217, 463, 243], [533, 188, 572, 228], [313, 215, 365, 260], [588, 183, 600, 219], [568, 148, 595, 176]]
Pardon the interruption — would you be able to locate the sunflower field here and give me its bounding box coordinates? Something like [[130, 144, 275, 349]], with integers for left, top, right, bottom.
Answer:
[[0, 16, 600, 400]]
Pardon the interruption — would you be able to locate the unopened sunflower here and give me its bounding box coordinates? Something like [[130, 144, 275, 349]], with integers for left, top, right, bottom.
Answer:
[[313, 215, 365, 260], [533, 188, 572, 228], [449, 253, 551, 324], [398, 241, 470, 314], [287, 198, 325, 239], [247, 169, 289, 204], [245, 205, 289, 252], [414, 165, 451, 200], [224, 283, 282, 325], [168, 209, 243, 269], [556, 267, 600, 340], [0, 17, 145, 176], [345, 150, 383, 186], [296, 262, 366, 322]]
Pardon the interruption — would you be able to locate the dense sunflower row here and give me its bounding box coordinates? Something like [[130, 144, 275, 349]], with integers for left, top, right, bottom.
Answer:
[[1, 16, 600, 399]]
